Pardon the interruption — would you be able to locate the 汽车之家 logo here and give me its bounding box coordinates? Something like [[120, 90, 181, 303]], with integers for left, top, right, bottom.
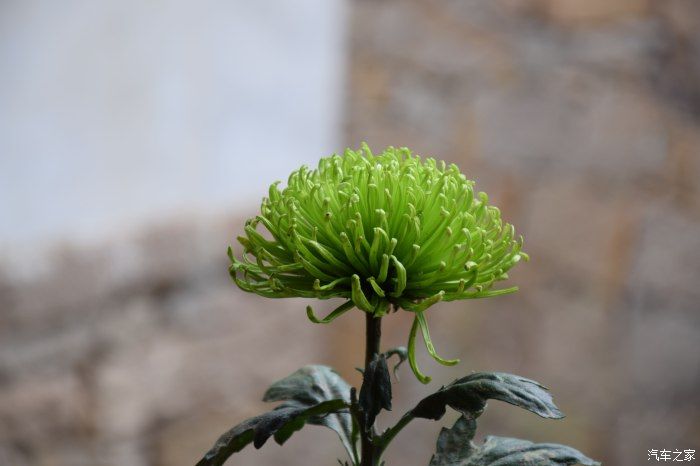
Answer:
[[648, 449, 695, 462]]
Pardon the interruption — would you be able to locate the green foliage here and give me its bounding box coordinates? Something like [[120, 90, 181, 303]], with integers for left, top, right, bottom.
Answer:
[[429, 416, 477, 466], [195, 366, 354, 466], [429, 416, 600, 466], [194, 365, 599, 466], [263, 365, 356, 461], [195, 145, 600, 466], [375, 371, 567, 461], [195, 399, 347, 466], [411, 372, 564, 421]]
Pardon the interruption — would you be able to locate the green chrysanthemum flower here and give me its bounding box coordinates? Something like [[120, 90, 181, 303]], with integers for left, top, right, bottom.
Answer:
[[229, 144, 527, 382]]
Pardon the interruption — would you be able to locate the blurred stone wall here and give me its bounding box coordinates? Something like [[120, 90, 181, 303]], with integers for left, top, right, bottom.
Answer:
[[344, 1, 700, 465], [0, 214, 347, 466], [0, 0, 347, 464], [1, 1, 699, 466]]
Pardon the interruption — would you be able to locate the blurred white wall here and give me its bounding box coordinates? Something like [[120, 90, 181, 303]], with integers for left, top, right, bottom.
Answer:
[[0, 0, 347, 248]]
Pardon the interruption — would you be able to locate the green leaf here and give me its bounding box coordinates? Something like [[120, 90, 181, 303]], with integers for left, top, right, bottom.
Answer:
[[263, 365, 356, 462], [412, 372, 564, 421], [429, 416, 477, 466], [359, 354, 392, 429], [195, 399, 347, 466], [196, 366, 355, 466], [429, 416, 600, 466], [469, 436, 601, 466]]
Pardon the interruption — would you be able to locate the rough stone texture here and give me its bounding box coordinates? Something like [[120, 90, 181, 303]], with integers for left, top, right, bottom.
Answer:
[[345, 0, 700, 465]]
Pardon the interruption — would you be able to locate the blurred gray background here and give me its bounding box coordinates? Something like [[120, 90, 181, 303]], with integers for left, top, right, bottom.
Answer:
[[1, 1, 699, 465]]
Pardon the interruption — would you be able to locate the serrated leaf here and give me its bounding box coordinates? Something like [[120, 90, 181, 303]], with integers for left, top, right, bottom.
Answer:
[[196, 366, 354, 466], [428, 416, 600, 466], [359, 354, 392, 429], [262, 365, 356, 462], [195, 399, 347, 466], [464, 436, 600, 466], [429, 416, 477, 466], [412, 372, 563, 421]]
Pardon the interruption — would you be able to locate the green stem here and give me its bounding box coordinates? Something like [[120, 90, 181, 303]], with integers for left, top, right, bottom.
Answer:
[[349, 388, 362, 466], [376, 412, 415, 458], [360, 312, 382, 466]]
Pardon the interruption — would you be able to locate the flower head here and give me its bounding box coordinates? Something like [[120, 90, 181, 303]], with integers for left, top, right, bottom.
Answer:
[[229, 144, 527, 382]]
